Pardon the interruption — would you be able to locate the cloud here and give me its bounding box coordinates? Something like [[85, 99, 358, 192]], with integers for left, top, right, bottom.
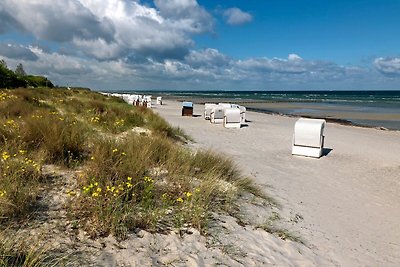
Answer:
[[0, 0, 213, 61], [184, 48, 231, 68], [374, 57, 400, 76], [0, 0, 115, 42], [223, 7, 253, 25], [154, 0, 214, 33], [0, 43, 38, 61]]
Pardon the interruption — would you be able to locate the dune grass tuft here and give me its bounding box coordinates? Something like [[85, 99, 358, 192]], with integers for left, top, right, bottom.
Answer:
[[0, 87, 262, 242]]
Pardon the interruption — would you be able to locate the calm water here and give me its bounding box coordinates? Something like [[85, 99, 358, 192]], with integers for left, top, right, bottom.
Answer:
[[122, 90, 400, 130]]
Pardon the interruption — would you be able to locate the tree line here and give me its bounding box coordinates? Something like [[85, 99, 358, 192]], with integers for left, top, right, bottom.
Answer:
[[0, 59, 54, 89]]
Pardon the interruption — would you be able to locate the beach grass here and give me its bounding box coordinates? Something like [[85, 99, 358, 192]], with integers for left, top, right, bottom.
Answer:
[[0, 233, 66, 267], [0, 87, 260, 242]]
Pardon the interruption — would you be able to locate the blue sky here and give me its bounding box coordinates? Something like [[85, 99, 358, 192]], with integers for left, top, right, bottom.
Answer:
[[0, 0, 399, 90]]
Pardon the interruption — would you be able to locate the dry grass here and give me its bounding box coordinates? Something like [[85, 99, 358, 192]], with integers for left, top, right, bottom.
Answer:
[[0, 87, 262, 242], [0, 233, 67, 267]]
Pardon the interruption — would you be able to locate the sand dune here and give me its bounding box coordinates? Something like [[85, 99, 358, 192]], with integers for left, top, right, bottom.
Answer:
[[154, 100, 400, 267]]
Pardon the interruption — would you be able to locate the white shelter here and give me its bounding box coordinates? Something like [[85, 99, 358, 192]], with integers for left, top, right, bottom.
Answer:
[[292, 118, 326, 158], [204, 103, 217, 120], [231, 104, 246, 123], [210, 106, 225, 124], [223, 108, 241, 128], [156, 97, 163, 105]]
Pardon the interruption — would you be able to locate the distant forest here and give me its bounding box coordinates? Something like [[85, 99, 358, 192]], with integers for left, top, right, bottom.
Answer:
[[0, 59, 54, 89]]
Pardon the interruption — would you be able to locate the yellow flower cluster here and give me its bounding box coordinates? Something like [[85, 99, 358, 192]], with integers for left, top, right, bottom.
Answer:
[[2, 152, 10, 161], [31, 115, 43, 119], [3, 119, 18, 129], [23, 157, 40, 171], [91, 116, 100, 123], [114, 119, 125, 126], [81, 176, 136, 198], [175, 190, 197, 204], [144, 176, 154, 183], [0, 92, 15, 101], [0, 92, 8, 101], [0, 190, 6, 197]]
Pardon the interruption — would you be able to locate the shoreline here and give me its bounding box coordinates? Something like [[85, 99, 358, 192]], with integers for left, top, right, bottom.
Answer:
[[163, 96, 400, 131]]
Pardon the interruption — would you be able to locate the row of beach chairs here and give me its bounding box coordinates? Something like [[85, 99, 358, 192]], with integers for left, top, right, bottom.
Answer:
[[181, 102, 246, 129], [183, 101, 327, 158], [101, 93, 163, 108], [206, 103, 246, 128]]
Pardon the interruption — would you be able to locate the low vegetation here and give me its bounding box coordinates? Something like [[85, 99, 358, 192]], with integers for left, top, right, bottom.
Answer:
[[0, 87, 261, 263]]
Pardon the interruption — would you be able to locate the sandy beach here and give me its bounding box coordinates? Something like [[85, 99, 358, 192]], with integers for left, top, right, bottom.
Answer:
[[154, 100, 400, 266]]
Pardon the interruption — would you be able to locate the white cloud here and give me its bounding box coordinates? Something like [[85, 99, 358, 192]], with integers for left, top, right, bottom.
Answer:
[[0, 0, 114, 42], [0, 0, 213, 61], [0, 41, 388, 90], [223, 7, 252, 25], [374, 57, 400, 76], [0, 43, 38, 61]]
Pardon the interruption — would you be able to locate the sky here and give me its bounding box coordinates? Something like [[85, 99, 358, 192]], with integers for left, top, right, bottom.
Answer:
[[0, 0, 400, 91]]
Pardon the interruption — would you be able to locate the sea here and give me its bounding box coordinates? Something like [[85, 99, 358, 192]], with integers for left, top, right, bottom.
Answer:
[[123, 90, 400, 130]]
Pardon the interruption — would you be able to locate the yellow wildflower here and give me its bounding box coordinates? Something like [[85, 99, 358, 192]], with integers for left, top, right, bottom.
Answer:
[[184, 192, 193, 198], [0, 190, 6, 197], [127, 176, 132, 181], [2, 152, 10, 161], [112, 148, 118, 153], [176, 197, 184, 203], [144, 176, 154, 183]]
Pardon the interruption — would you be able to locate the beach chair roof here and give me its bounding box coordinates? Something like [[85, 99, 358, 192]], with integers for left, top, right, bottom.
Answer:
[[182, 102, 193, 108]]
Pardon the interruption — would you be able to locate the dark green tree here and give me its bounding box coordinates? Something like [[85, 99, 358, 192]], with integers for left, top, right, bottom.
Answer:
[[15, 63, 26, 76], [0, 59, 6, 69]]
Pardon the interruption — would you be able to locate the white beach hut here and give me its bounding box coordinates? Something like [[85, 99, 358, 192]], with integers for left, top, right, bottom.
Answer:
[[224, 108, 241, 128], [231, 104, 246, 123], [204, 103, 217, 120], [210, 106, 225, 124], [156, 96, 163, 105], [144, 95, 152, 108], [292, 118, 326, 158]]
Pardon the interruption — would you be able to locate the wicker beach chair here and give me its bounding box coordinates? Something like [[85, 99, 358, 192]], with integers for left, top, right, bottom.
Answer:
[[210, 106, 225, 124], [182, 102, 193, 116], [292, 118, 326, 158], [204, 103, 217, 120], [223, 108, 241, 128]]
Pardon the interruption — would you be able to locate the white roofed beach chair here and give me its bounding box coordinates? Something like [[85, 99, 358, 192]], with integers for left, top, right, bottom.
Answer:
[[210, 106, 225, 124], [204, 103, 217, 120], [223, 108, 241, 128], [292, 118, 326, 158]]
